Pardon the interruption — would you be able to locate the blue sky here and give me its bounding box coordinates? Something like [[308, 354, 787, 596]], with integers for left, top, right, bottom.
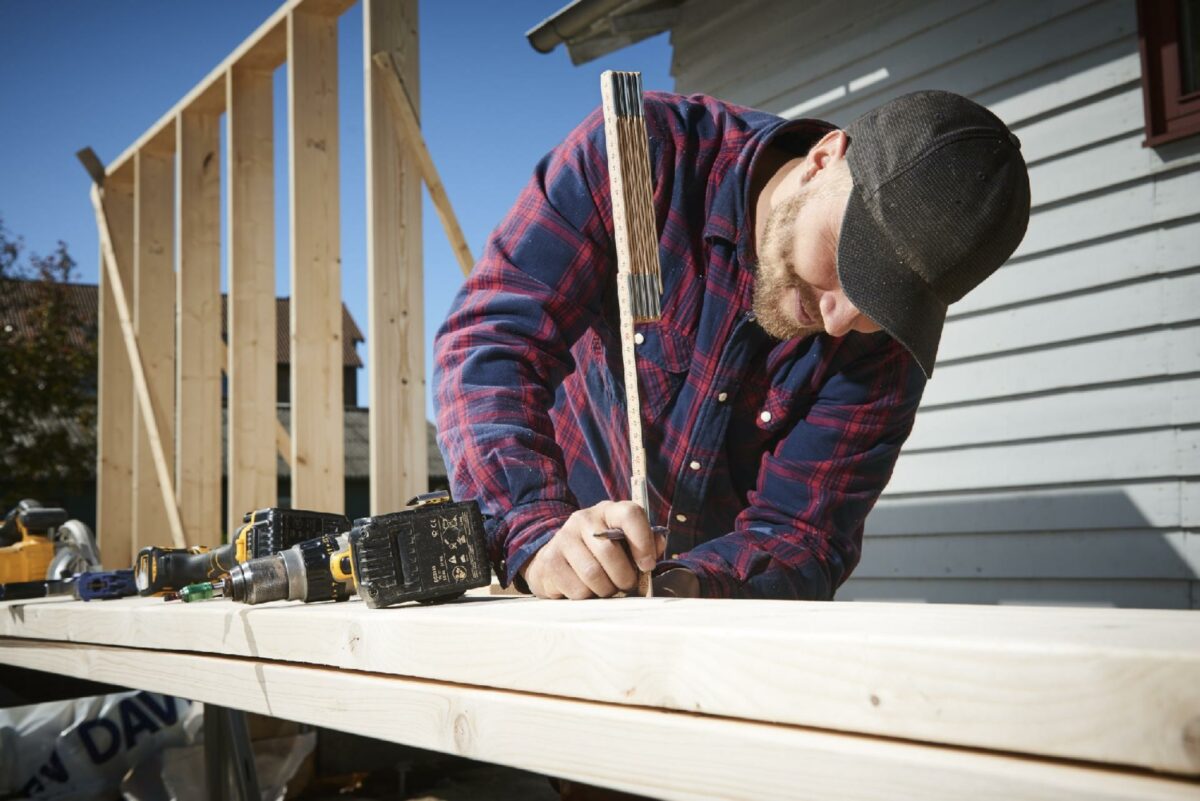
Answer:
[[0, 0, 673, 419]]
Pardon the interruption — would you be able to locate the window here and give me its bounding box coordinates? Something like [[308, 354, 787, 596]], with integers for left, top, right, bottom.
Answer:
[[1138, 0, 1200, 146]]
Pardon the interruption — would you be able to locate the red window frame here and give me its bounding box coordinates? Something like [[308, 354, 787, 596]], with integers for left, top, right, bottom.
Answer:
[[1137, 0, 1200, 146]]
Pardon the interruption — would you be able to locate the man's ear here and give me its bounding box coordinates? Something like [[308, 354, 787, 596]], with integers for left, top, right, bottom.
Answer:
[[801, 129, 849, 183]]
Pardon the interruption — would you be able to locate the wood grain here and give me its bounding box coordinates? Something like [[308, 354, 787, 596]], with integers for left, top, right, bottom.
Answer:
[[0, 637, 1193, 801], [227, 65, 279, 533], [288, 7, 344, 513], [364, 0, 426, 512], [176, 109, 223, 548], [2, 595, 1197, 777]]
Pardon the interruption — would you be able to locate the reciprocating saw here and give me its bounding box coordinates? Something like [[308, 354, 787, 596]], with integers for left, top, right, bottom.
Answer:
[[135, 508, 350, 596], [176, 492, 490, 608]]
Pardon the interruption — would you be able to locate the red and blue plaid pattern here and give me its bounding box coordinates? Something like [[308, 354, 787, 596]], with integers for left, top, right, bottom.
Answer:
[[433, 93, 926, 599]]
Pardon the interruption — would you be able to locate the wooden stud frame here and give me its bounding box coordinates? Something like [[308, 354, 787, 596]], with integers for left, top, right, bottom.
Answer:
[[90, 0, 478, 554]]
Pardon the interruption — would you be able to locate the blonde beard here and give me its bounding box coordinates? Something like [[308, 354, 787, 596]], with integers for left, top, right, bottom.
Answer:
[[751, 187, 825, 341]]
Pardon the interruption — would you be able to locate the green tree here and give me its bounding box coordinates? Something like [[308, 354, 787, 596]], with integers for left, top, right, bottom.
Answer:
[[0, 216, 97, 512]]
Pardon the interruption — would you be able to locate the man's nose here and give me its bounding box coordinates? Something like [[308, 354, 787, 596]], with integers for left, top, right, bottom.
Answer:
[[820, 292, 860, 337]]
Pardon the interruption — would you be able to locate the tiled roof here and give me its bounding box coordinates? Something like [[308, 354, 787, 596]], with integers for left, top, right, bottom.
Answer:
[[0, 280, 363, 368]]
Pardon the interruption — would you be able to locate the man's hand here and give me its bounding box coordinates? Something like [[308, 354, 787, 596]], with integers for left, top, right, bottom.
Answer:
[[521, 501, 664, 599]]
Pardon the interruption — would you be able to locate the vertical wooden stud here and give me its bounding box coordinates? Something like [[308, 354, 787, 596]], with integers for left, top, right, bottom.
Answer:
[[365, 0, 424, 512], [288, 8, 344, 512], [96, 172, 135, 569], [132, 148, 176, 554], [228, 66, 279, 532], [177, 109, 223, 547]]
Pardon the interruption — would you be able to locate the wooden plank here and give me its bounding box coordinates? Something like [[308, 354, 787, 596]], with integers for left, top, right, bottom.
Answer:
[[837, 577, 1197, 610], [96, 174, 135, 569], [91, 186, 187, 550], [938, 269, 1200, 364], [176, 110, 223, 548], [1028, 132, 1200, 208], [132, 149, 176, 555], [952, 218, 1200, 317], [986, 44, 1142, 128], [0, 596, 1198, 777], [365, 0, 426, 512], [227, 65, 279, 533], [1015, 83, 1144, 165], [288, 7, 344, 513], [103, 0, 356, 179], [887, 428, 1200, 495], [372, 51, 472, 276], [854, 529, 1200, 580], [921, 326, 1200, 407], [870, 481, 1190, 535], [2, 639, 1192, 801], [906, 377, 1200, 451]]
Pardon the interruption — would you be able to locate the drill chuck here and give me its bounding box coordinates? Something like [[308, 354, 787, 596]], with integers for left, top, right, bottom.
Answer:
[[225, 533, 351, 605]]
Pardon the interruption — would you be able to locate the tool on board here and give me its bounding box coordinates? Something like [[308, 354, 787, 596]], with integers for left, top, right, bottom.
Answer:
[[600, 70, 666, 597], [0, 569, 137, 602], [1, 499, 103, 587], [135, 508, 350, 596], [175, 491, 490, 609]]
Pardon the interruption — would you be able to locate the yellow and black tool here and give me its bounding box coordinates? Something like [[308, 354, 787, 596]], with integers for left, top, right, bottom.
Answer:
[[134, 508, 350, 596], [0, 500, 67, 584]]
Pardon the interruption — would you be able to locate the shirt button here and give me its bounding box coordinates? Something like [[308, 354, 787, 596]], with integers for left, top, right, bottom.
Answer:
[[675, 513, 687, 523], [717, 392, 728, 403], [689, 460, 701, 470], [633, 332, 645, 345], [671, 553, 680, 559], [760, 411, 772, 423]]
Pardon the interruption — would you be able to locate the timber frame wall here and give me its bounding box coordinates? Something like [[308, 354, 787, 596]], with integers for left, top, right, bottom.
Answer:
[[93, 0, 428, 565]]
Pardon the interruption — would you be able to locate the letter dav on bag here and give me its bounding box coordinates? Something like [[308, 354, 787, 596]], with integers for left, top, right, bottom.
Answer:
[[0, 690, 194, 800]]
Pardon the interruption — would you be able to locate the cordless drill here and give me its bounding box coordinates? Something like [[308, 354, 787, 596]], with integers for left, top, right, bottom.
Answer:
[[177, 492, 490, 608], [134, 508, 350, 596]]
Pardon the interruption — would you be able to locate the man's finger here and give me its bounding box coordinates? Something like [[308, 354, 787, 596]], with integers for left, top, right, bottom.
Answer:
[[583, 531, 638, 592], [602, 502, 658, 571], [560, 536, 618, 598]]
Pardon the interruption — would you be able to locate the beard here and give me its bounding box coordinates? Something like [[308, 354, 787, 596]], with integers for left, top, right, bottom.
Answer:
[[751, 188, 825, 341]]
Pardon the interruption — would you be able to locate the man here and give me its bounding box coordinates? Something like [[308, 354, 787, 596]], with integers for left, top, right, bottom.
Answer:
[[434, 89, 1030, 600]]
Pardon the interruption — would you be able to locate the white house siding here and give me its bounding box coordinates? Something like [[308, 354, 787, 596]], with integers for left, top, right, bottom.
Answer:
[[669, 0, 1200, 607]]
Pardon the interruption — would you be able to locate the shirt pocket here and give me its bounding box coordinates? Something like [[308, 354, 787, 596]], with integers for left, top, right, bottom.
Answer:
[[634, 323, 692, 424], [755, 382, 814, 435]]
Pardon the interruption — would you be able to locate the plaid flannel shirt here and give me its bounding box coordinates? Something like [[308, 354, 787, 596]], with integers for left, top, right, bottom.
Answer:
[[433, 92, 926, 599]]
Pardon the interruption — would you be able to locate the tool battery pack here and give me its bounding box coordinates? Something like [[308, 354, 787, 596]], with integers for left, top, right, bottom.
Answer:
[[349, 496, 489, 609], [241, 508, 350, 560]]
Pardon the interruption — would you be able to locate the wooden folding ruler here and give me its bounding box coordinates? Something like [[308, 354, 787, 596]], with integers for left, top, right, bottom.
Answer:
[[600, 71, 664, 597]]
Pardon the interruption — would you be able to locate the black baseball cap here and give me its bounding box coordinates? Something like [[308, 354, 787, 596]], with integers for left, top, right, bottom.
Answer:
[[837, 90, 1030, 378]]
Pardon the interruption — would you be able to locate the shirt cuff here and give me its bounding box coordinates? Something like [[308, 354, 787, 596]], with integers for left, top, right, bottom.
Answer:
[[500, 500, 575, 590]]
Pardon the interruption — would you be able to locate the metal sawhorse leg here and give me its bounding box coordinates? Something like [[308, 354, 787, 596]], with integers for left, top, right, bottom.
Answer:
[[204, 704, 261, 801]]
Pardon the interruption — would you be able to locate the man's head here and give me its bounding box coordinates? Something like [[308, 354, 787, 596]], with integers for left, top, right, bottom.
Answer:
[[753, 90, 1031, 377]]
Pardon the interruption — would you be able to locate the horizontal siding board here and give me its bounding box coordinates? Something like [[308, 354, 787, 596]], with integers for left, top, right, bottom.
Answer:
[[906, 377, 1200, 451], [1015, 165, 1200, 260], [869, 481, 1189, 534], [951, 218, 1200, 317], [854, 530, 1200, 579], [1014, 82, 1144, 165], [886, 429, 1199, 495], [774, 0, 1126, 123], [937, 268, 1200, 363], [921, 327, 1200, 407], [836, 577, 1197, 608], [1028, 133, 1200, 208]]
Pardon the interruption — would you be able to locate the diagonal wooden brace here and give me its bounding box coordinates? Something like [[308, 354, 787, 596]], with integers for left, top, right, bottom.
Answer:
[[90, 184, 188, 550], [372, 51, 475, 277]]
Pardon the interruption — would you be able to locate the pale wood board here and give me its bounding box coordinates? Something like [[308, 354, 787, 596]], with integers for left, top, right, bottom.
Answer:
[[364, 0, 427, 512], [96, 176, 135, 569], [288, 8, 344, 513], [1, 638, 1194, 801], [2, 596, 1197, 777], [227, 65, 280, 534], [176, 109, 223, 548], [133, 149, 176, 556], [92, 184, 186, 551]]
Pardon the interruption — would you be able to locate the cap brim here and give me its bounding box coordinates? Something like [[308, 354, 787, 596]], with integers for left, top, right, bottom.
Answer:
[[836, 186, 946, 379]]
